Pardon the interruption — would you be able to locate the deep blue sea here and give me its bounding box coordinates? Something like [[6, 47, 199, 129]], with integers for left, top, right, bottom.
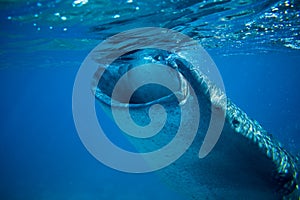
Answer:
[[1, 0, 299, 199]]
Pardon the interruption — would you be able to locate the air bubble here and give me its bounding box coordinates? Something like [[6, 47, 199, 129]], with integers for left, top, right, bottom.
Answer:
[[72, 0, 88, 7], [61, 16, 67, 21], [113, 14, 120, 19], [245, 22, 252, 26], [284, 1, 290, 7]]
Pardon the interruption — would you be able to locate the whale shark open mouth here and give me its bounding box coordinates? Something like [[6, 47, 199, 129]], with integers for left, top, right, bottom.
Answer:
[[92, 48, 299, 199], [93, 49, 190, 107]]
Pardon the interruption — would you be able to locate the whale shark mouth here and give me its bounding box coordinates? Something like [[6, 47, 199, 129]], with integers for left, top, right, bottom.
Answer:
[[93, 49, 190, 106], [92, 49, 299, 199]]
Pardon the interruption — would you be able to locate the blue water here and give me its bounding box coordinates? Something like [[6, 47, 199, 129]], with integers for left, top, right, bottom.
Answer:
[[1, 0, 300, 199]]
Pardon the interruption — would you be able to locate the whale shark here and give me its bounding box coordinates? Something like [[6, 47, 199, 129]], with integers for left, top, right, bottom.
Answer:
[[90, 47, 299, 199]]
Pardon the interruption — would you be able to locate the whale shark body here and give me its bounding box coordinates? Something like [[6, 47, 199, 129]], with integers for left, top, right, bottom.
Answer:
[[92, 48, 299, 199]]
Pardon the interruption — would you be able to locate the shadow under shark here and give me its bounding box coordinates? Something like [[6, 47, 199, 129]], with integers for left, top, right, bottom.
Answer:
[[93, 48, 299, 200]]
